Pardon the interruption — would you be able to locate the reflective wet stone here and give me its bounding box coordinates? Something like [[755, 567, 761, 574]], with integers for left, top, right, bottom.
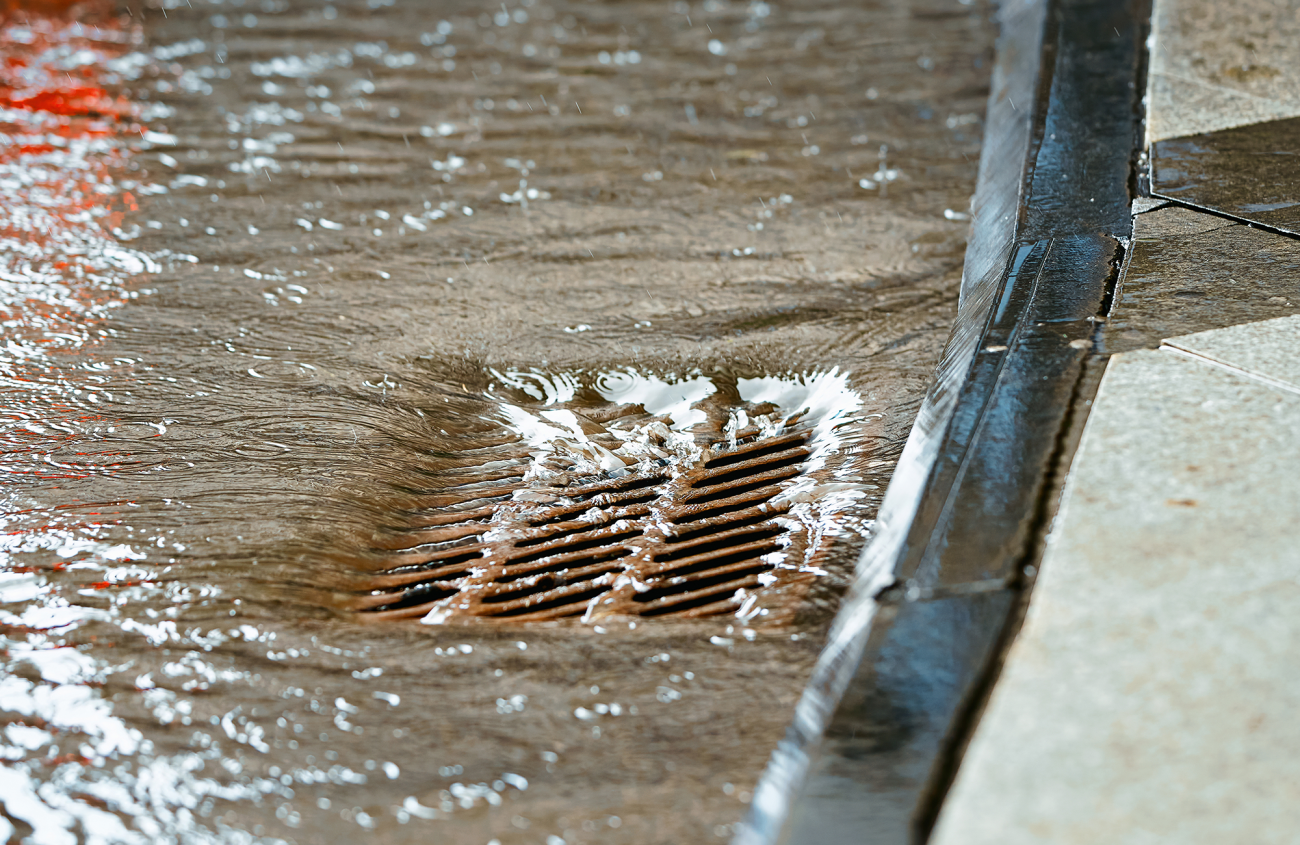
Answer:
[[1103, 206, 1300, 354], [1152, 116, 1300, 236], [1145, 0, 1300, 143], [784, 590, 1012, 844]]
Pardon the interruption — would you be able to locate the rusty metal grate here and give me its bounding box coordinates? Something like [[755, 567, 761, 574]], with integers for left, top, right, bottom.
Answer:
[[349, 426, 840, 624]]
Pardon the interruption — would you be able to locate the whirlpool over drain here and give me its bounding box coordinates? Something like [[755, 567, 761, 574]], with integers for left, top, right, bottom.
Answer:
[[348, 369, 877, 625]]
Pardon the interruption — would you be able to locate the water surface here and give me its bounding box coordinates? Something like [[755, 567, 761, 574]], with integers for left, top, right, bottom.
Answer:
[[0, 0, 995, 841]]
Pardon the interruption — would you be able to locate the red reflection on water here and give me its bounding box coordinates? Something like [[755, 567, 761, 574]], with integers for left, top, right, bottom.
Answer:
[[0, 3, 146, 481]]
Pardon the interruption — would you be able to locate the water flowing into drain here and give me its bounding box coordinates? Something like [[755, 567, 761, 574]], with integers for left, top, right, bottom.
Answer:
[[348, 370, 873, 626]]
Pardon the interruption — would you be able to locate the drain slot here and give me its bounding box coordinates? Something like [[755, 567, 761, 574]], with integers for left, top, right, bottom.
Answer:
[[683, 471, 800, 507], [663, 505, 782, 542], [504, 527, 642, 566], [671, 488, 785, 523], [514, 512, 647, 547], [653, 524, 785, 562], [703, 431, 807, 468], [349, 420, 857, 624], [566, 473, 667, 502], [527, 492, 657, 527], [366, 582, 460, 612], [495, 547, 633, 583], [696, 449, 810, 487], [647, 538, 783, 580], [484, 564, 622, 603], [487, 585, 608, 618], [635, 570, 768, 611]]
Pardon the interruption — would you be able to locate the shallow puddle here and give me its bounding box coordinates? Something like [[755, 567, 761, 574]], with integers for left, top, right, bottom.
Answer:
[[0, 0, 995, 842]]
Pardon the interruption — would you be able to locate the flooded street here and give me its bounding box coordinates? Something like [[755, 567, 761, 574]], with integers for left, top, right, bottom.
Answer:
[[0, 0, 995, 842]]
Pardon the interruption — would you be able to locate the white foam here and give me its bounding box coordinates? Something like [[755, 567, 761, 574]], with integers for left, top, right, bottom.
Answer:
[[594, 369, 717, 429]]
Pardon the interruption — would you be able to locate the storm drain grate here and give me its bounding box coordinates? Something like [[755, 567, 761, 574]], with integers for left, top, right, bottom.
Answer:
[[350, 427, 840, 624], [340, 369, 877, 625]]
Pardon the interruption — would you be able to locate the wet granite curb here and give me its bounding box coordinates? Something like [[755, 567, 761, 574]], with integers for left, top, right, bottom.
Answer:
[[736, 0, 1150, 841], [926, 0, 1300, 834]]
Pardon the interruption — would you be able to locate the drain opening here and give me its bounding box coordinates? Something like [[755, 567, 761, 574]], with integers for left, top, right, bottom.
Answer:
[[352, 430, 816, 623], [346, 370, 875, 625]]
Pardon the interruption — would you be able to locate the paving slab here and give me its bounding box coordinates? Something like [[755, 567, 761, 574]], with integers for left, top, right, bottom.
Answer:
[[1151, 116, 1300, 236], [1147, 0, 1300, 143], [1165, 313, 1300, 391], [1104, 206, 1300, 353], [929, 346, 1300, 845]]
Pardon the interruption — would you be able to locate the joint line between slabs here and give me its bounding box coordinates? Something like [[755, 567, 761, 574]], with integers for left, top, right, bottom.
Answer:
[[1158, 344, 1300, 397], [1144, 197, 1300, 243]]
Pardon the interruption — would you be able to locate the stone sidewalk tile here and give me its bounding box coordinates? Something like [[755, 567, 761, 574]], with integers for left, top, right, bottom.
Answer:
[[929, 346, 1300, 845], [1150, 115, 1300, 236], [1146, 0, 1300, 143], [1165, 313, 1300, 392], [1104, 207, 1300, 353]]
